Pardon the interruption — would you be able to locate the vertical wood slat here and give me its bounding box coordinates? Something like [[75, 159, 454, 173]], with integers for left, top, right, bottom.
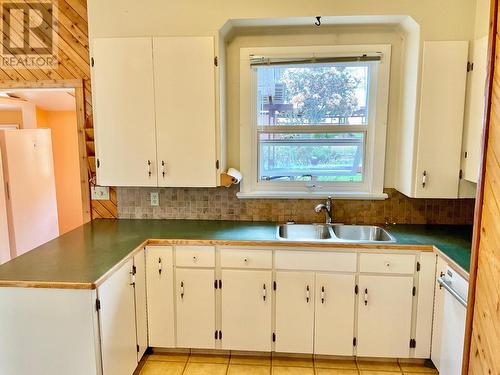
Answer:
[[0, 0, 117, 218], [465, 0, 500, 374]]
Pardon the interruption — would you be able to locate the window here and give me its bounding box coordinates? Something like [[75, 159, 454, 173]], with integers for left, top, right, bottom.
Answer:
[[239, 45, 391, 199]]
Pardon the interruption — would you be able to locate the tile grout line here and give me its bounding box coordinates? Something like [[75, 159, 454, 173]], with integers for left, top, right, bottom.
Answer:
[[225, 352, 231, 375], [180, 353, 190, 375], [397, 359, 403, 375]]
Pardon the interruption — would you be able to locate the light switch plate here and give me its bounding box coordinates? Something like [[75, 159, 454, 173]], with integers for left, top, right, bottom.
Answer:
[[91, 186, 110, 201], [150, 192, 159, 206]]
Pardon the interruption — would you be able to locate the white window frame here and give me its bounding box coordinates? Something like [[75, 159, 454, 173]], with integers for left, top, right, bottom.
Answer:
[[238, 44, 391, 200]]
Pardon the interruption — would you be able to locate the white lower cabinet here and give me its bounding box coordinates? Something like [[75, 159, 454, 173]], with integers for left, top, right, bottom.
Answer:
[[0, 245, 440, 375], [275, 271, 315, 354], [97, 245, 433, 368], [221, 270, 272, 351], [357, 275, 414, 358], [175, 268, 216, 349], [134, 251, 148, 360], [314, 273, 356, 356], [146, 246, 175, 348], [98, 258, 138, 375]]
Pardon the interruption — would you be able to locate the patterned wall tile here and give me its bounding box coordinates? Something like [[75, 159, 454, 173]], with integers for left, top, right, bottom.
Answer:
[[117, 186, 475, 225]]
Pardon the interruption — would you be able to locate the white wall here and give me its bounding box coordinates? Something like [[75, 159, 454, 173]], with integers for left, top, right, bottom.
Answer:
[[87, 0, 475, 40], [475, 0, 491, 38]]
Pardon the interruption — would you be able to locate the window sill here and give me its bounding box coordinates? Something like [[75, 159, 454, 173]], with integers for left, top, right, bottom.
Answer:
[[236, 191, 389, 200]]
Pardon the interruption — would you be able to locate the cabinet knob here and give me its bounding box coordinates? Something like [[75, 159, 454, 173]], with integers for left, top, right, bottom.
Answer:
[[306, 285, 310, 303], [161, 160, 166, 178], [243, 257, 248, 263], [321, 286, 326, 304], [385, 261, 391, 268], [192, 256, 197, 262], [180, 281, 184, 299], [262, 284, 267, 302], [422, 170, 427, 188], [364, 288, 369, 306], [158, 257, 162, 275]]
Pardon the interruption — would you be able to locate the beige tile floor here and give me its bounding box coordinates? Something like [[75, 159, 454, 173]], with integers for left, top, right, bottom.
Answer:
[[139, 353, 438, 375]]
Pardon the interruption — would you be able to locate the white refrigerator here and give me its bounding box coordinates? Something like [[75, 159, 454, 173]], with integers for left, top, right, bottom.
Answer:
[[0, 129, 59, 263]]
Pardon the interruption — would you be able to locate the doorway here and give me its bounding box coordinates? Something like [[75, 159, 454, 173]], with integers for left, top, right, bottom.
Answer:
[[0, 81, 90, 264]]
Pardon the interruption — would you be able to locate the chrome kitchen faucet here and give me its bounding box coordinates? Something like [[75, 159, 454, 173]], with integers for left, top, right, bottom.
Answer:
[[315, 196, 333, 224]]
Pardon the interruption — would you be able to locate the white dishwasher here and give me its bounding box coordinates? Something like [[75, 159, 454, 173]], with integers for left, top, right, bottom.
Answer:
[[431, 262, 468, 375]]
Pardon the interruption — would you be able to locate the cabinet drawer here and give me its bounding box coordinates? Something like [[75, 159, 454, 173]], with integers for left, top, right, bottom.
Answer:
[[146, 246, 173, 267], [220, 249, 272, 269], [359, 253, 416, 274], [175, 246, 215, 268], [275, 251, 356, 272]]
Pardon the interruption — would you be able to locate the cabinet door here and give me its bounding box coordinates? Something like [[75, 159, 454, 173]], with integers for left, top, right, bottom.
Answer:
[[314, 273, 356, 356], [146, 246, 175, 348], [92, 37, 157, 187], [98, 259, 137, 375], [221, 270, 272, 351], [357, 275, 413, 358], [275, 271, 315, 353], [153, 37, 217, 187], [415, 41, 468, 198], [176, 268, 215, 349], [463, 35, 489, 183], [134, 250, 148, 359]]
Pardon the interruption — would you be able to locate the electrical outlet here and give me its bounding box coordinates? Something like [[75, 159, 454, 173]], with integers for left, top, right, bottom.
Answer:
[[150, 192, 159, 206], [91, 186, 110, 201]]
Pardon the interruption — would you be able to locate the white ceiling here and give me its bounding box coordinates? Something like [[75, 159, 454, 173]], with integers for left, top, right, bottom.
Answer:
[[1, 89, 76, 111]]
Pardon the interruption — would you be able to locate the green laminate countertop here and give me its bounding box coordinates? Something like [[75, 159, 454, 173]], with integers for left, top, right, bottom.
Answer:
[[0, 219, 472, 288], [386, 224, 472, 272]]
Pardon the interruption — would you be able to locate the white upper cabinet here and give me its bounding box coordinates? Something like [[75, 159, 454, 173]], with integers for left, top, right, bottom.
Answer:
[[463, 36, 489, 183], [92, 36, 220, 187], [414, 41, 469, 198], [396, 41, 469, 198], [92, 38, 158, 187], [154, 37, 217, 187]]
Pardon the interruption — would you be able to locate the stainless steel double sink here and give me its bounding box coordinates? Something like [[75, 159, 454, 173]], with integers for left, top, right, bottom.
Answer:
[[276, 223, 396, 243]]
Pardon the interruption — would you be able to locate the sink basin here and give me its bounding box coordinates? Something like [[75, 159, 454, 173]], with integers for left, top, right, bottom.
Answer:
[[277, 224, 334, 241], [331, 224, 395, 242], [276, 223, 396, 243]]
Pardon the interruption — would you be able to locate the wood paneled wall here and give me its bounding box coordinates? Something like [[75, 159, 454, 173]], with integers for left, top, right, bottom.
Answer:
[[466, 0, 500, 373], [0, 0, 117, 218]]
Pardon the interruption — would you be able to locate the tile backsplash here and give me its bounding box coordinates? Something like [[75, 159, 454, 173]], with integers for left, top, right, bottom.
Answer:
[[117, 186, 475, 225]]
